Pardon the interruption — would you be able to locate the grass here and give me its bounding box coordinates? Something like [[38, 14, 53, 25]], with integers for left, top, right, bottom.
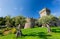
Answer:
[[0, 27, 60, 39]]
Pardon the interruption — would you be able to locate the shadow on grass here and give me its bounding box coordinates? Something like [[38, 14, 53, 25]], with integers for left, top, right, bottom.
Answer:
[[23, 32, 51, 39], [51, 28, 60, 33]]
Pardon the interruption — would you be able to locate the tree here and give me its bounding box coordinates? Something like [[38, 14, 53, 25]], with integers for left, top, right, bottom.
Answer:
[[15, 16, 26, 28], [0, 17, 3, 25], [57, 16, 60, 26], [15, 16, 26, 37], [11, 17, 16, 27], [58, 16, 60, 20], [4, 16, 12, 27], [38, 15, 58, 32], [16, 24, 22, 37], [0, 17, 5, 25]]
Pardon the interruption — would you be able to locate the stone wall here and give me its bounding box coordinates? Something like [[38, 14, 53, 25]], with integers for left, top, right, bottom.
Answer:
[[24, 18, 35, 29]]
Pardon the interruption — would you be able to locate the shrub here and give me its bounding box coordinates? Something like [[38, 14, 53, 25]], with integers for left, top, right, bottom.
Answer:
[[4, 27, 11, 31], [11, 28, 17, 34], [0, 30, 3, 35], [3, 30, 11, 35], [2, 27, 11, 35], [34, 26, 39, 28]]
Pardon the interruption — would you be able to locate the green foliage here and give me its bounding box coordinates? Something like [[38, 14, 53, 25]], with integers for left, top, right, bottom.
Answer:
[[34, 26, 39, 28], [58, 16, 60, 20], [14, 16, 26, 26], [0, 30, 4, 35], [38, 15, 58, 26], [0, 28, 11, 36], [4, 27, 11, 31], [4, 16, 12, 27], [11, 28, 17, 34], [0, 17, 5, 25], [0, 16, 26, 28]]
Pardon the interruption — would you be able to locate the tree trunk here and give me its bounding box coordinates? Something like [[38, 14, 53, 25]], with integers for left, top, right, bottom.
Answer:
[[16, 30, 22, 37], [42, 24, 45, 27], [16, 24, 22, 37], [46, 24, 51, 33]]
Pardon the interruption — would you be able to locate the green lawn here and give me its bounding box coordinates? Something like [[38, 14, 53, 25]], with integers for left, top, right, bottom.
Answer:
[[0, 27, 60, 39]]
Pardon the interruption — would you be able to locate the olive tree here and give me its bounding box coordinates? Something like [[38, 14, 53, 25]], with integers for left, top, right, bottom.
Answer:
[[15, 16, 26, 28], [4, 16, 12, 27], [38, 15, 58, 32]]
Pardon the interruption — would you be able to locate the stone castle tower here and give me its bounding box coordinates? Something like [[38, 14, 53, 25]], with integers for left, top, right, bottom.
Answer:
[[39, 8, 51, 17], [39, 8, 60, 26], [24, 18, 35, 29]]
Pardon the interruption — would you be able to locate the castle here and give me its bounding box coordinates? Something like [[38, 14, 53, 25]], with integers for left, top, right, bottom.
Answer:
[[24, 8, 60, 29], [39, 8, 60, 26], [24, 18, 35, 29], [39, 8, 50, 17]]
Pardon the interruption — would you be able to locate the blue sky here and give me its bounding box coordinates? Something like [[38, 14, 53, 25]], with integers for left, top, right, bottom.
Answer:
[[0, 0, 60, 18]]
